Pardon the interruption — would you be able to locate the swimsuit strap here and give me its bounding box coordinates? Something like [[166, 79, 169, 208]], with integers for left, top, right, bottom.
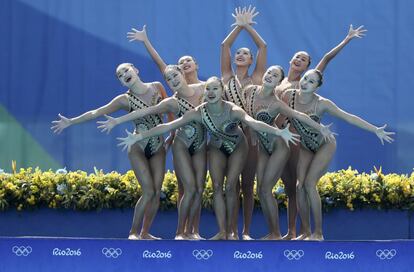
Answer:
[[200, 104, 239, 145], [246, 85, 259, 117], [127, 85, 163, 126], [225, 76, 247, 111], [176, 95, 196, 116], [289, 90, 323, 152]]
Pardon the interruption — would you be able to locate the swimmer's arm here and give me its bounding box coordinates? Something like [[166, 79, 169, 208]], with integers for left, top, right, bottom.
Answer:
[[136, 109, 201, 141], [315, 25, 367, 73], [221, 26, 243, 82]]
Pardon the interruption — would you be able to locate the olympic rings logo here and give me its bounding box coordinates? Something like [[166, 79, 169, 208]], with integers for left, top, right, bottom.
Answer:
[[192, 249, 213, 260], [283, 249, 304, 260], [376, 249, 396, 260], [12, 246, 32, 256], [102, 248, 122, 258]]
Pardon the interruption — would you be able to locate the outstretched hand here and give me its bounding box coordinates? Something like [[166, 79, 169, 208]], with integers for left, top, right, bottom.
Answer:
[[278, 124, 301, 147], [231, 5, 259, 27], [375, 124, 395, 145], [117, 129, 142, 152], [127, 25, 148, 42], [97, 115, 118, 134], [320, 123, 338, 142], [51, 114, 71, 134], [243, 5, 259, 26], [346, 24, 367, 40]]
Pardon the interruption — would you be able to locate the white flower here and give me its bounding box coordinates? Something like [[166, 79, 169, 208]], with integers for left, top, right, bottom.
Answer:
[[370, 173, 378, 180], [55, 167, 68, 175], [56, 183, 67, 194]]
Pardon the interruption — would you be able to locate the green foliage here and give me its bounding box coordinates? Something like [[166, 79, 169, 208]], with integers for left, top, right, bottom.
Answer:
[[0, 167, 413, 211]]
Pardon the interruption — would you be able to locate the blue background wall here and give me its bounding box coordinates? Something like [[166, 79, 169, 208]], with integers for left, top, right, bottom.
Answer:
[[0, 0, 412, 174]]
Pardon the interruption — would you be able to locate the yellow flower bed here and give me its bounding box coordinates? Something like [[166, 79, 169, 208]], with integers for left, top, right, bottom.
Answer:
[[0, 167, 413, 211]]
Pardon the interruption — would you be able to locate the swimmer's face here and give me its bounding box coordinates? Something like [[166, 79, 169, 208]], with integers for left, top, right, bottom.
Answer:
[[116, 63, 139, 88], [262, 66, 283, 88], [178, 56, 197, 74], [165, 68, 185, 92], [290, 51, 310, 72], [234, 47, 253, 67], [299, 70, 321, 93], [205, 78, 223, 104]]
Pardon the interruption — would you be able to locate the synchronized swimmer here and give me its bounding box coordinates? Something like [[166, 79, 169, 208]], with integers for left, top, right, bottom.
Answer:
[[52, 6, 394, 241]]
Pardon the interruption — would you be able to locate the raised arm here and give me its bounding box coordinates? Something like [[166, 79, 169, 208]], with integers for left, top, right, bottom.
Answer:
[[315, 25, 367, 73], [51, 95, 126, 134], [117, 109, 201, 152], [272, 100, 333, 141], [232, 106, 300, 146], [241, 6, 267, 83], [323, 99, 394, 145], [221, 8, 245, 82], [245, 25, 267, 84], [221, 26, 243, 82], [97, 97, 177, 134], [127, 25, 167, 74]]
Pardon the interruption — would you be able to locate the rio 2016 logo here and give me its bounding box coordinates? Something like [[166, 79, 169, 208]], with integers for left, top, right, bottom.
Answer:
[[233, 251, 263, 259], [52, 248, 82, 256], [142, 250, 172, 259], [325, 251, 355, 260]]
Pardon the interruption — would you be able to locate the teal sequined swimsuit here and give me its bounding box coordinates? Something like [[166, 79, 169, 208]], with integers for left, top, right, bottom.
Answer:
[[223, 76, 252, 111], [245, 86, 279, 155], [173, 85, 206, 155], [200, 101, 244, 157], [287, 90, 323, 153], [127, 84, 163, 158]]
